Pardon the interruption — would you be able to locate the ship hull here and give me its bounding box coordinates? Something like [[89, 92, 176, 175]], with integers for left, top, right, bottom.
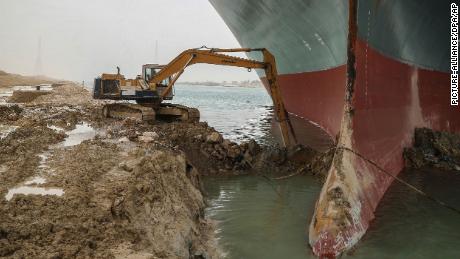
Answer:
[[209, 0, 459, 256], [309, 38, 459, 257], [262, 65, 346, 151]]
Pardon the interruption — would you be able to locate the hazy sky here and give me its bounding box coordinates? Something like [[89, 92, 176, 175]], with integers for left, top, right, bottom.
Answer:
[[0, 0, 259, 83]]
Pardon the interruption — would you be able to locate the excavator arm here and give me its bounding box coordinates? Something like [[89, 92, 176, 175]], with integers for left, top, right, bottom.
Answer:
[[150, 47, 296, 147]]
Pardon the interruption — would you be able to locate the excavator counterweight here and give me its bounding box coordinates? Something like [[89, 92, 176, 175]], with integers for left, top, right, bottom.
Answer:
[[93, 47, 296, 147]]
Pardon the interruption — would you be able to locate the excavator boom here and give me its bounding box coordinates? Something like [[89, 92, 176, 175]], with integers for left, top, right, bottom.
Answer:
[[151, 49, 265, 87], [94, 47, 296, 147], [149, 47, 296, 147]]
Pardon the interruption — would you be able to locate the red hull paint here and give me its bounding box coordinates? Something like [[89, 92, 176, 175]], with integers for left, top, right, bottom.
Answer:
[[309, 38, 460, 256], [352, 38, 460, 217], [278, 65, 347, 139], [263, 65, 347, 151]]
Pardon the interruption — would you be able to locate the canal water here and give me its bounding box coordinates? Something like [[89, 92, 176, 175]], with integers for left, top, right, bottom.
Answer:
[[204, 175, 320, 259], [172, 84, 275, 145], [173, 84, 460, 258]]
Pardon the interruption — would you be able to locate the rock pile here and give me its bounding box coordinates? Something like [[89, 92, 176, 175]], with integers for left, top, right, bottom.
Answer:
[[0, 105, 22, 121], [404, 127, 460, 171]]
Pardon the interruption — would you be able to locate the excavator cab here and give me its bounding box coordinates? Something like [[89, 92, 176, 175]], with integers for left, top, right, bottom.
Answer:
[[93, 67, 161, 104], [142, 64, 173, 100], [142, 64, 160, 82]]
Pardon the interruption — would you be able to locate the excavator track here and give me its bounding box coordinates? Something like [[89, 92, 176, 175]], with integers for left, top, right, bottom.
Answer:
[[102, 103, 156, 121], [102, 103, 199, 123], [156, 103, 200, 123]]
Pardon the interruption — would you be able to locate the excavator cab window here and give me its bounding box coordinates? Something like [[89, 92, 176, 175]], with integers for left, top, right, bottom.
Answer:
[[144, 67, 170, 86], [160, 78, 170, 86], [151, 68, 170, 86], [144, 67, 154, 82]]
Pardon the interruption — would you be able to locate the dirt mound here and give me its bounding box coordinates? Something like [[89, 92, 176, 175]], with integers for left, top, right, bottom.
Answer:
[[404, 127, 460, 171], [158, 122, 254, 174], [153, 121, 327, 178], [34, 84, 93, 105], [99, 118, 329, 179], [8, 90, 51, 103], [118, 151, 213, 258]]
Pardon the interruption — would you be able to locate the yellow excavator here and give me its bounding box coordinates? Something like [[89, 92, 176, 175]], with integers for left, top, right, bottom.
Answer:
[[93, 47, 296, 147]]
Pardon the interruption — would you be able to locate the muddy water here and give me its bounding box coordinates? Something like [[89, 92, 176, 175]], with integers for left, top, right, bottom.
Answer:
[[60, 122, 97, 147], [5, 186, 64, 201], [347, 169, 460, 259], [47, 122, 97, 147], [205, 170, 460, 259], [204, 175, 321, 259], [175, 84, 460, 258]]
